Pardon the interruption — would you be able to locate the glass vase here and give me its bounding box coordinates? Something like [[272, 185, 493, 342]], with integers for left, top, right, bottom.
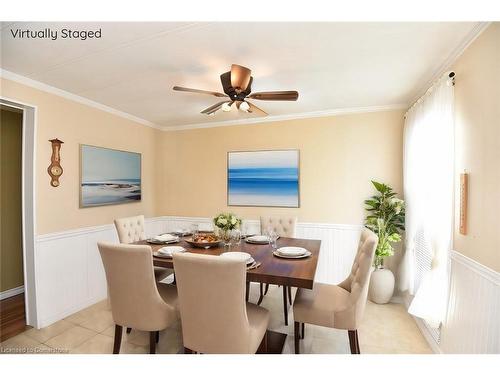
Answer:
[[217, 228, 232, 247]]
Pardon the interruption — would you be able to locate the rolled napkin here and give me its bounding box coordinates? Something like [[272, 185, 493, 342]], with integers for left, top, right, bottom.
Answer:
[[154, 233, 179, 242], [158, 246, 185, 256], [277, 246, 307, 256]]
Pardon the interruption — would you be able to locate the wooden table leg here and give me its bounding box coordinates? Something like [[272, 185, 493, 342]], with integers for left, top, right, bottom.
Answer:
[[257, 283, 264, 305]]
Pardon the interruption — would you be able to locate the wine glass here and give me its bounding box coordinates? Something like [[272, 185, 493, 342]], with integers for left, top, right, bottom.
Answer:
[[268, 229, 278, 250], [231, 229, 242, 247], [191, 224, 199, 241]]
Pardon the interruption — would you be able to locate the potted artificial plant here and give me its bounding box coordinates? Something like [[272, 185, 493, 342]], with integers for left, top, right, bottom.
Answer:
[[364, 181, 405, 304]]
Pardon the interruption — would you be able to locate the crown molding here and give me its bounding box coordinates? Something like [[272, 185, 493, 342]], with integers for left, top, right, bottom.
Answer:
[[1, 68, 406, 132], [161, 104, 408, 131], [408, 21, 491, 105], [0, 69, 163, 130]]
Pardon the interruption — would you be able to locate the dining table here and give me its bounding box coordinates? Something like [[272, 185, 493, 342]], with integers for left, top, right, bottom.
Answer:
[[133, 234, 321, 354]]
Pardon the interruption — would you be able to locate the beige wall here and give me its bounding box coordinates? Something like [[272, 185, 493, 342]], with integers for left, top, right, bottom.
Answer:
[[0, 108, 24, 292], [1, 78, 405, 252], [452, 23, 500, 272], [0, 78, 161, 235], [157, 111, 405, 225]]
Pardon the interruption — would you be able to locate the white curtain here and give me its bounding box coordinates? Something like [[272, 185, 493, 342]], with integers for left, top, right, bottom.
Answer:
[[400, 73, 454, 328]]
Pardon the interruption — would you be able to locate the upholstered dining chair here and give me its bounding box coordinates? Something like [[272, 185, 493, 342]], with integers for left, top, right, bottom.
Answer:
[[114, 215, 172, 283], [292, 228, 378, 354], [173, 252, 270, 354], [257, 215, 297, 325], [97, 242, 178, 354]]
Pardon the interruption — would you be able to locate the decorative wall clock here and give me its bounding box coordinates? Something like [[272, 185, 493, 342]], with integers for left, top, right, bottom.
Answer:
[[48, 138, 64, 187]]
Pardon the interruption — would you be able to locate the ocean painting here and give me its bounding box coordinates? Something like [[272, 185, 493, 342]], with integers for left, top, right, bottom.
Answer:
[[228, 150, 299, 207], [80, 145, 141, 207]]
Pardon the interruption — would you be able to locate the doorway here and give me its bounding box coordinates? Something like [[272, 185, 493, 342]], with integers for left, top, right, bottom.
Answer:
[[0, 98, 37, 336], [0, 105, 25, 341]]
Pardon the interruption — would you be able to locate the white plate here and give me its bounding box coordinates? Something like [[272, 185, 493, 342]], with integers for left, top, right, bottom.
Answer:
[[273, 250, 311, 259], [154, 234, 179, 242], [245, 235, 269, 243], [157, 246, 186, 257], [277, 246, 307, 256], [220, 252, 252, 263], [173, 229, 191, 236]]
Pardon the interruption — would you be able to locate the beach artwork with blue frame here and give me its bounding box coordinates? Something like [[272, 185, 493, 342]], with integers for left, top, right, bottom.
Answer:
[[80, 145, 141, 207], [227, 150, 299, 207]]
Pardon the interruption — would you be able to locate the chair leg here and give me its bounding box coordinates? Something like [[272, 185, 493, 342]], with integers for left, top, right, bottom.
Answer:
[[288, 286, 292, 305], [355, 330, 360, 354], [245, 281, 250, 302], [149, 331, 156, 354], [172, 273, 176, 285], [257, 283, 264, 305], [294, 322, 300, 354], [348, 330, 360, 354], [264, 283, 270, 295], [126, 327, 132, 334], [301, 322, 305, 340], [282, 286, 289, 326], [156, 331, 160, 343], [257, 331, 268, 353], [113, 325, 122, 354]]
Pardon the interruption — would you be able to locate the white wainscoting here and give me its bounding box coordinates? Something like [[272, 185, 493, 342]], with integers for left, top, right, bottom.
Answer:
[[407, 250, 500, 354], [31, 217, 500, 353], [439, 251, 500, 354], [33, 216, 362, 328]]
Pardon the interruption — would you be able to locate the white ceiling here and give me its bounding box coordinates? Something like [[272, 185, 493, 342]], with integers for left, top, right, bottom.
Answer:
[[0, 22, 482, 128]]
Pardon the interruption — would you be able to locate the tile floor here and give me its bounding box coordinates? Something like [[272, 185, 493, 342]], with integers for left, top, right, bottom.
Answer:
[[0, 283, 432, 354]]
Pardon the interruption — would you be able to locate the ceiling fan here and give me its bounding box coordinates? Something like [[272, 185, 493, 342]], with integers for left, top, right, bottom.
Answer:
[[173, 64, 299, 116]]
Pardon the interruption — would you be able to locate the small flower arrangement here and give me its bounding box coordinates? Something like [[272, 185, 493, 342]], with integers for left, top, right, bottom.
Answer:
[[213, 212, 242, 231]]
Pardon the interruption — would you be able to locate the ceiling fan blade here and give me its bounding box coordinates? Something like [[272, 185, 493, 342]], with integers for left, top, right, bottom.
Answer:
[[230, 64, 252, 92], [201, 101, 232, 115], [173, 86, 227, 98], [247, 91, 299, 101], [246, 101, 268, 116]]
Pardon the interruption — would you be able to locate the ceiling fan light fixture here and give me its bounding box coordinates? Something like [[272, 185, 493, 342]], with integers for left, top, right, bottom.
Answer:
[[221, 102, 232, 112], [239, 101, 250, 112]]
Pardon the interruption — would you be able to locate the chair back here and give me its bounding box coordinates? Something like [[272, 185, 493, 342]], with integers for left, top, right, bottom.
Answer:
[[114, 215, 146, 244], [172, 252, 251, 353], [260, 216, 297, 237], [97, 242, 175, 331], [337, 228, 378, 327]]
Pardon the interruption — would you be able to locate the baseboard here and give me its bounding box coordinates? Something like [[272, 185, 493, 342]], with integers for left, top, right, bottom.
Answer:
[[0, 285, 24, 300], [412, 315, 443, 354], [400, 292, 440, 354]]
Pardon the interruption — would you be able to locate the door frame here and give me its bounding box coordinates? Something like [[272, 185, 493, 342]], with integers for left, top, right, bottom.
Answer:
[[1, 97, 38, 328]]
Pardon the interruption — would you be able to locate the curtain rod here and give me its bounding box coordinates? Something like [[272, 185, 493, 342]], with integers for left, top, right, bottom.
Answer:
[[404, 71, 455, 119]]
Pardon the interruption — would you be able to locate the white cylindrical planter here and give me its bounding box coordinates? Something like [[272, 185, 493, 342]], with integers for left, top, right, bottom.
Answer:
[[369, 267, 395, 304]]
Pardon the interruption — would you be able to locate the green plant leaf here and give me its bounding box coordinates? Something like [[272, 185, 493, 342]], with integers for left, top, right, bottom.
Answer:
[[371, 180, 387, 193]]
